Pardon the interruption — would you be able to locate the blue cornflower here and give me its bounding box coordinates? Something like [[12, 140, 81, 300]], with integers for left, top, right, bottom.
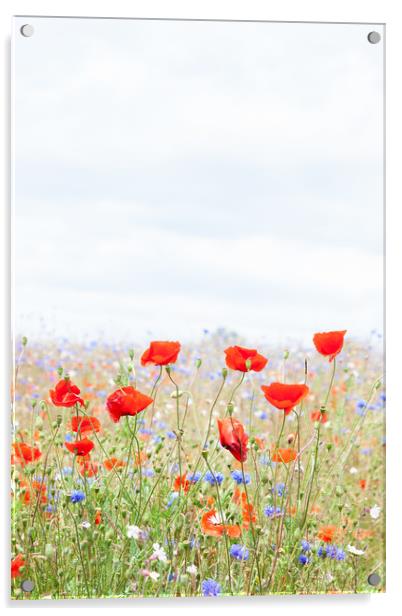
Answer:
[[298, 554, 309, 565], [142, 468, 155, 477], [70, 490, 85, 504], [204, 471, 224, 486], [256, 411, 268, 420], [201, 578, 221, 597], [231, 470, 250, 485], [64, 433, 74, 443], [230, 544, 249, 561], [336, 548, 346, 561], [166, 431, 176, 439], [167, 492, 179, 508], [139, 428, 153, 436], [190, 536, 200, 549], [326, 545, 338, 559], [301, 540, 311, 553], [188, 472, 201, 483], [317, 546, 325, 558], [264, 505, 283, 518], [272, 482, 286, 497]]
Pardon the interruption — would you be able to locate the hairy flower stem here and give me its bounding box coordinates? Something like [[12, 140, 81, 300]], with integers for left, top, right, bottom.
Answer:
[[301, 358, 336, 529], [116, 415, 138, 514], [147, 366, 163, 430], [240, 461, 263, 593], [166, 368, 183, 498], [203, 454, 233, 595]]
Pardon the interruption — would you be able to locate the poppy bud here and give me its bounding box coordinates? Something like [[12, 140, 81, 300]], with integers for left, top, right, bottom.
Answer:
[[227, 402, 234, 416], [57, 366, 63, 377], [128, 349, 135, 361], [165, 366, 171, 375], [22, 336, 28, 346], [195, 358, 202, 368], [170, 390, 183, 399], [222, 368, 228, 379], [201, 449, 209, 460], [293, 527, 301, 540], [283, 350, 289, 360], [45, 543, 54, 558]]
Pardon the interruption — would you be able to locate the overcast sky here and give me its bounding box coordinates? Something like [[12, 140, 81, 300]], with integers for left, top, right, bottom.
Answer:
[[13, 18, 384, 345]]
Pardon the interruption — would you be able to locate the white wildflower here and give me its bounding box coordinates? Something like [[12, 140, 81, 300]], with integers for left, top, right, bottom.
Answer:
[[349, 467, 358, 474], [152, 543, 168, 563], [127, 525, 142, 539], [370, 504, 381, 519], [347, 544, 365, 556], [149, 571, 160, 581], [81, 521, 91, 529], [187, 564, 198, 575]]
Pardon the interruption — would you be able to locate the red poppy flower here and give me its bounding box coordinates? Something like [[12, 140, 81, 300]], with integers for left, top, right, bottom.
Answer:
[[241, 494, 257, 529], [201, 509, 241, 538], [94, 510, 102, 526], [65, 437, 94, 456], [141, 341, 181, 366], [313, 330, 347, 361], [19, 480, 47, 505], [78, 459, 98, 477], [11, 554, 25, 579], [173, 474, 190, 493], [224, 345, 268, 373], [49, 378, 84, 407], [71, 415, 101, 434], [13, 443, 42, 464], [271, 447, 297, 464], [317, 525, 340, 543], [310, 410, 328, 424], [217, 417, 248, 462], [261, 382, 309, 415], [106, 386, 153, 423], [103, 457, 125, 471]]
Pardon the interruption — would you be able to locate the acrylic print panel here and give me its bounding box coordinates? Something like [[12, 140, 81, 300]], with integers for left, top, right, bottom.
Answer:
[[12, 17, 384, 599]]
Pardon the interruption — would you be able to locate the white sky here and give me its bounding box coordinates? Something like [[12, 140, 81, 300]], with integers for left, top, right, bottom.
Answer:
[[13, 18, 384, 345]]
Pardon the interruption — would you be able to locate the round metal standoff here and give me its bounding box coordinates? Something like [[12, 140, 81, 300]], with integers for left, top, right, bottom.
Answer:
[[367, 31, 381, 44], [367, 572, 381, 586], [20, 24, 34, 37], [21, 579, 35, 592]]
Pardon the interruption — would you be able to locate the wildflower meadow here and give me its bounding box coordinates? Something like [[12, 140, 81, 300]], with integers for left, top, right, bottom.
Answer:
[[11, 329, 385, 599]]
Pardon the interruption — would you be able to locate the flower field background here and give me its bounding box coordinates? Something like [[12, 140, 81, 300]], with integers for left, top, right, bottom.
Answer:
[[11, 329, 385, 599]]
